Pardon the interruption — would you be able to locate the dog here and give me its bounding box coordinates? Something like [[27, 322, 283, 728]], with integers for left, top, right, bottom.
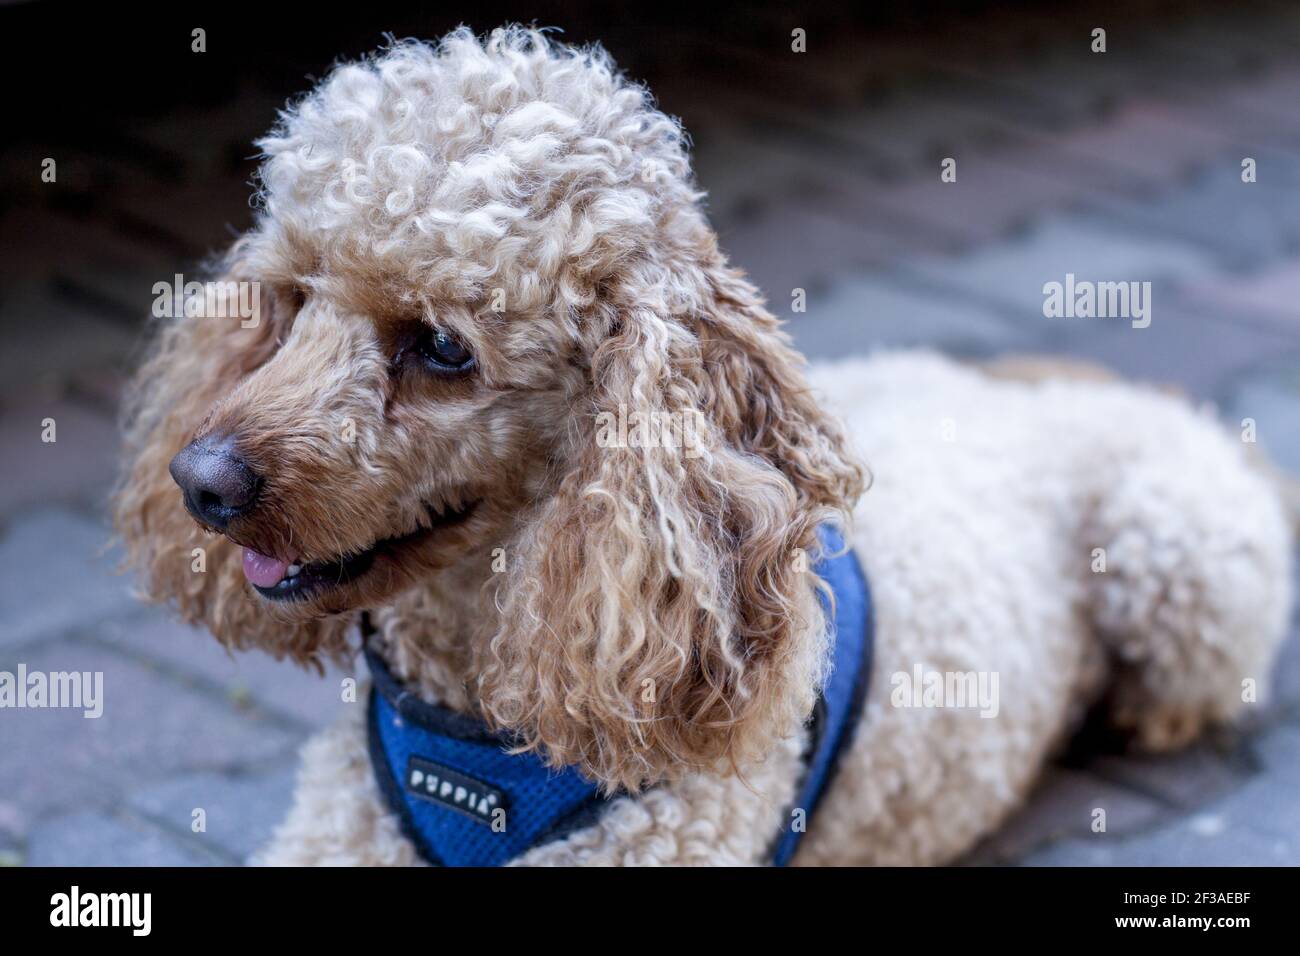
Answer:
[[115, 27, 1294, 865]]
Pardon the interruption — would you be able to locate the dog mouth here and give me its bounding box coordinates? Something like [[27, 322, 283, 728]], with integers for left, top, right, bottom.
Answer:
[[242, 499, 477, 602]]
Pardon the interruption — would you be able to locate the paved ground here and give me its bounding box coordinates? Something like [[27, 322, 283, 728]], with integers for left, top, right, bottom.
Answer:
[[2, 3, 1300, 865]]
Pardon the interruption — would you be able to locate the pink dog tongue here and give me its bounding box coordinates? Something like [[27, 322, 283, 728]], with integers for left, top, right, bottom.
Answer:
[[243, 548, 289, 587]]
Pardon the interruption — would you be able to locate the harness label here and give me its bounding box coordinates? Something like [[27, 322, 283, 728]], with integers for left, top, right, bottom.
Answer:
[[405, 756, 505, 823]]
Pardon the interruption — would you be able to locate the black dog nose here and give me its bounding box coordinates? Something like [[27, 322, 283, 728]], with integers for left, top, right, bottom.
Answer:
[[169, 437, 261, 529]]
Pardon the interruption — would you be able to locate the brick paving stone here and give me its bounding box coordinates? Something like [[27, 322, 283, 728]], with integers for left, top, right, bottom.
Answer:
[[15, 148, 240, 266], [693, 123, 889, 227], [26, 810, 214, 867], [1082, 740, 1253, 811], [1193, 725, 1300, 844], [942, 36, 1247, 132], [1043, 300, 1292, 399], [860, 150, 1134, 248], [1218, 358, 1300, 475], [1079, 158, 1300, 270], [1181, 259, 1300, 336], [718, 206, 915, 306], [770, 94, 1231, 247], [805, 92, 1028, 183], [124, 85, 282, 176], [103, 175, 259, 264], [1252, 713, 1300, 763], [776, 91, 1112, 208], [55, 263, 187, 330], [0, 285, 137, 395], [961, 128, 1154, 199], [910, 65, 1103, 135], [647, 25, 886, 112], [1020, 816, 1295, 866], [126, 767, 298, 864], [821, 93, 1154, 196], [92, 611, 363, 731], [1160, 7, 1300, 64], [1184, 65, 1300, 150], [900, 217, 1218, 321], [692, 127, 822, 226], [1138, 34, 1275, 88], [0, 510, 137, 650], [729, 66, 1104, 184], [0, 640, 300, 836], [0, 205, 174, 288], [0, 202, 201, 334], [960, 767, 1165, 866], [786, 273, 1031, 361], [1023, 722, 1300, 866], [1267, 603, 1300, 711], [695, 126, 959, 258], [720, 107, 907, 191], [0, 392, 121, 516], [923, 38, 1136, 129], [0, 798, 23, 844], [67, 365, 129, 412], [1042, 101, 1240, 186]]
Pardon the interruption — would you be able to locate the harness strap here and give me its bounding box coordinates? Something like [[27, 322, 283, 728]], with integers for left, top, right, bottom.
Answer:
[[768, 524, 874, 865], [361, 524, 872, 866], [364, 639, 605, 866]]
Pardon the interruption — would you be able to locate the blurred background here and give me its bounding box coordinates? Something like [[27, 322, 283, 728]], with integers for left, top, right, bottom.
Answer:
[[2, 0, 1298, 865]]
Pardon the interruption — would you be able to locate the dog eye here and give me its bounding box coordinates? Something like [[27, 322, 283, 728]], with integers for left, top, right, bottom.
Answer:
[[414, 327, 475, 373]]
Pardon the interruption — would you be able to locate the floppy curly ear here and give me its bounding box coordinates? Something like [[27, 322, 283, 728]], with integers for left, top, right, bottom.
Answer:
[[113, 243, 351, 666], [479, 260, 865, 791]]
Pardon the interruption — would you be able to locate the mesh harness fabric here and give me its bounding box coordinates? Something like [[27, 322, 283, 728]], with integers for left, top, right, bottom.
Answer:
[[363, 524, 872, 866]]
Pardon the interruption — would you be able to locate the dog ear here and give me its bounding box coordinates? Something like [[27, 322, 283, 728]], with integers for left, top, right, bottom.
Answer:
[[479, 259, 865, 791], [113, 243, 352, 667]]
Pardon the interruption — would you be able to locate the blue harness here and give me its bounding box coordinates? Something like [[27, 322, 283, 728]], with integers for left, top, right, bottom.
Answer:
[[364, 525, 872, 866]]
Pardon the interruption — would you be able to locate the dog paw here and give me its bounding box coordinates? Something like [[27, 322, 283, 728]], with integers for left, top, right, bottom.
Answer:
[[1111, 691, 1207, 752]]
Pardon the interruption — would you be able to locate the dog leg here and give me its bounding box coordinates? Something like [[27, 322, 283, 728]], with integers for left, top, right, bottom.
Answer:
[[1081, 405, 1293, 750]]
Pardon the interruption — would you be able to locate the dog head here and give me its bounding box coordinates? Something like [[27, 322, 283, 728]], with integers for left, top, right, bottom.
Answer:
[[116, 28, 864, 789]]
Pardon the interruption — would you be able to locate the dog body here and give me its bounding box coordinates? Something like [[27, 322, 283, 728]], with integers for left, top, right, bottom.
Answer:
[[115, 29, 1293, 866], [256, 352, 1291, 865]]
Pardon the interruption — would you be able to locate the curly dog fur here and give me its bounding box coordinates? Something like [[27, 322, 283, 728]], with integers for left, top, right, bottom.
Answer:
[[115, 27, 1294, 865]]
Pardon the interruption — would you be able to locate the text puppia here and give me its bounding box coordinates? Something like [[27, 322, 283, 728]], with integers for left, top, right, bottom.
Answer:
[[50, 886, 151, 936], [0, 664, 102, 718]]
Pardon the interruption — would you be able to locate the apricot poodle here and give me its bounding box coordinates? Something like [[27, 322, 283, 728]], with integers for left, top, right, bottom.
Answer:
[[115, 27, 1293, 865]]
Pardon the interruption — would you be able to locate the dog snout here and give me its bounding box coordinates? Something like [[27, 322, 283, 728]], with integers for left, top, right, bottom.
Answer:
[[169, 436, 261, 530]]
